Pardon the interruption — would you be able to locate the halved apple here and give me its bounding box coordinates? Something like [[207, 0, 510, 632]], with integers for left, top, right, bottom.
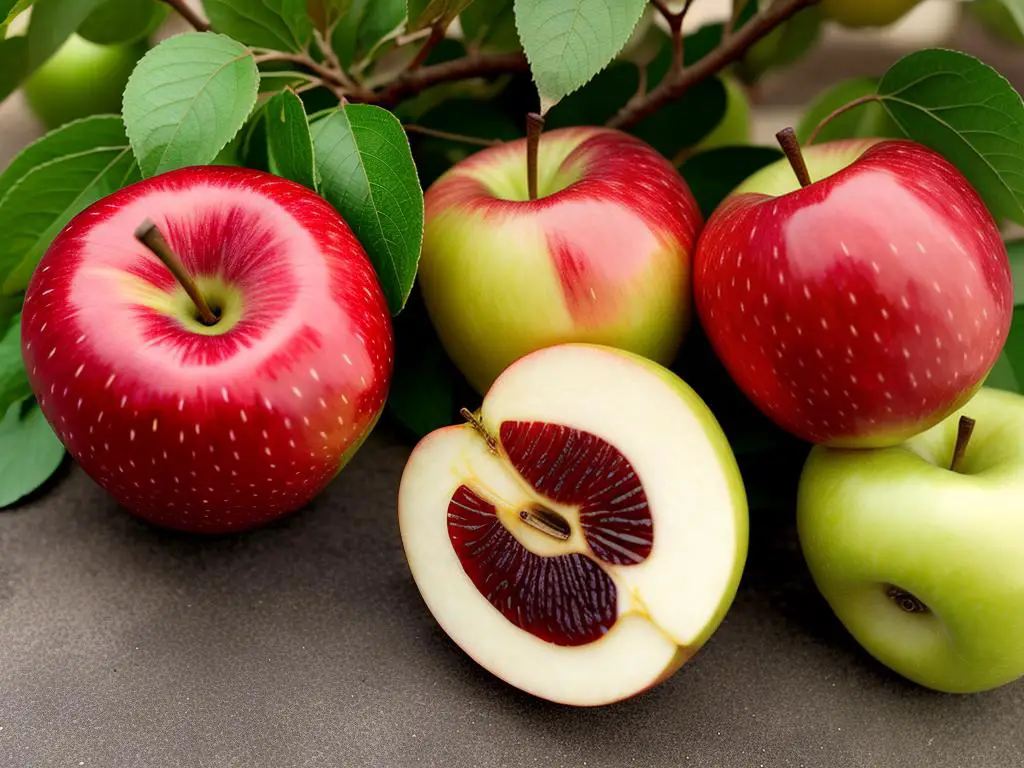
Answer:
[[398, 343, 749, 706]]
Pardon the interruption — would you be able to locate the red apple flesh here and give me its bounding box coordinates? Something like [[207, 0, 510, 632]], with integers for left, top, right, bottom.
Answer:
[[21, 166, 394, 532], [694, 138, 1012, 447]]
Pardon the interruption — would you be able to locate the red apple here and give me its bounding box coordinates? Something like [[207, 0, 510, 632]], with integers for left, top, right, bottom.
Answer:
[[418, 126, 702, 393], [693, 135, 1012, 448], [21, 166, 394, 533]]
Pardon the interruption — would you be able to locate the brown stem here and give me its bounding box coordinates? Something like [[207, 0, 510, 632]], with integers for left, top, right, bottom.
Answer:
[[370, 51, 528, 107], [949, 415, 976, 473], [158, 0, 211, 32], [408, 23, 447, 72], [725, 0, 746, 38], [134, 220, 218, 326], [526, 112, 545, 201], [806, 93, 882, 145], [255, 51, 355, 98], [403, 124, 503, 147], [608, 0, 819, 129], [519, 508, 571, 541], [776, 127, 812, 188]]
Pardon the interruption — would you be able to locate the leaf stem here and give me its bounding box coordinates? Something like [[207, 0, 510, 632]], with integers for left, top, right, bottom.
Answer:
[[403, 124, 504, 147], [134, 220, 218, 326], [158, 0, 210, 32], [806, 93, 882, 145], [526, 112, 545, 201], [609, 0, 818, 129]]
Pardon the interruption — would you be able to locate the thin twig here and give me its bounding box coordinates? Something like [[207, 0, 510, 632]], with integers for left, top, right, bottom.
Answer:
[[725, 0, 746, 38], [806, 93, 881, 144], [158, 0, 210, 32], [403, 124, 504, 147], [608, 0, 819, 129], [255, 51, 358, 100], [407, 22, 447, 71], [313, 29, 355, 89], [372, 51, 529, 107]]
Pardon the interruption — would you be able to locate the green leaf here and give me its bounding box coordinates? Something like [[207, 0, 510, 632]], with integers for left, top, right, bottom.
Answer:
[[1, 0, 34, 29], [545, 62, 727, 159], [460, 0, 519, 51], [0, 314, 30, 420], [796, 77, 902, 145], [306, 0, 352, 34], [991, 239, 1024, 393], [387, 291, 457, 438], [311, 104, 424, 315], [514, 0, 648, 109], [0, 397, 65, 509], [204, 0, 314, 52], [877, 48, 1024, 226], [25, 0, 106, 70], [265, 88, 318, 190], [0, 35, 27, 103], [0, 139, 140, 294], [78, 0, 168, 45], [679, 146, 784, 219], [332, 0, 404, 68], [408, 0, 474, 30], [994, 0, 1024, 34], [0, 115, 129, 203], [123, 32, 260, 178]]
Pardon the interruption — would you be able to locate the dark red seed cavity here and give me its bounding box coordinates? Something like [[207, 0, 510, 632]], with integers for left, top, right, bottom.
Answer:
[[499, 421, 654, 566], [448, 485, 617, 646]]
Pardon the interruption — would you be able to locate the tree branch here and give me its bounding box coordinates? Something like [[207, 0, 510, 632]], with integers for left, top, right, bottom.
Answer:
[[403, 124, 504, 147], [609, 0, 819, 129], [371, 50, 529, 107], [159, 0, 210, 32]]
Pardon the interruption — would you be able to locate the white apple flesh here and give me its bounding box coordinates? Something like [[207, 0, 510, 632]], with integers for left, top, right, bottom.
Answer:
[[398, 344, 748, 706], [798, 387, 1024, 693]]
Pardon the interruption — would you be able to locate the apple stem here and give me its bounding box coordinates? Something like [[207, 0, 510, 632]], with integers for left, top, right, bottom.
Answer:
[[775, 127, 812, 189], [460, 407, 497, 453], [949, 415, 976, 473], [519, 508, 571, 541], [134, 219, 219, 326], [526, 112, 545, 201]]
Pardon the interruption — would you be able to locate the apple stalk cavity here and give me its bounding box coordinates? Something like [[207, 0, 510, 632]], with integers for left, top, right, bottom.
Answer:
[[399, 344, 748, 706]]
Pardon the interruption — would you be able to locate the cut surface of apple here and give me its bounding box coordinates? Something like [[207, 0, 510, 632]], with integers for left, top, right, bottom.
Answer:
[[398, 344, 748, 706]]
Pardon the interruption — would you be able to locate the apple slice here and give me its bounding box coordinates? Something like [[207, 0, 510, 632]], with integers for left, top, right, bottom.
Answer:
[[398, 344, 748, 706]]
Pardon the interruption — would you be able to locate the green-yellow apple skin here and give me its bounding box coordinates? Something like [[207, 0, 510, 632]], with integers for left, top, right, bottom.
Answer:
[[418, 126, 702, 394], [821, 0, 919, 28], [737, 5, 822, 82], [23, 34, 147, 129], [797, 387, 1024, 693], [695, 76, 751, 151]]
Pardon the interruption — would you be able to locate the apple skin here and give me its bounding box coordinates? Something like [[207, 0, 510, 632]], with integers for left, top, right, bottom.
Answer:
[[23, 34, 148, 130], [418, 126, 702, 394], [694, 76, 751, 151], [693, 138, 1012, 448], [797, 386, 1024, 694], [21, 166, 394, 533], [820, 0, 919, 28]]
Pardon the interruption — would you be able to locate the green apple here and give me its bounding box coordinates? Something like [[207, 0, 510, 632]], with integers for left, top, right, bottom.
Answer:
[[820, 0, 920, 28], [23, 34, 148, 129], [694, 76, 751, 151], [735, 4, 822, 83], [797, 386, 1024, 693]]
